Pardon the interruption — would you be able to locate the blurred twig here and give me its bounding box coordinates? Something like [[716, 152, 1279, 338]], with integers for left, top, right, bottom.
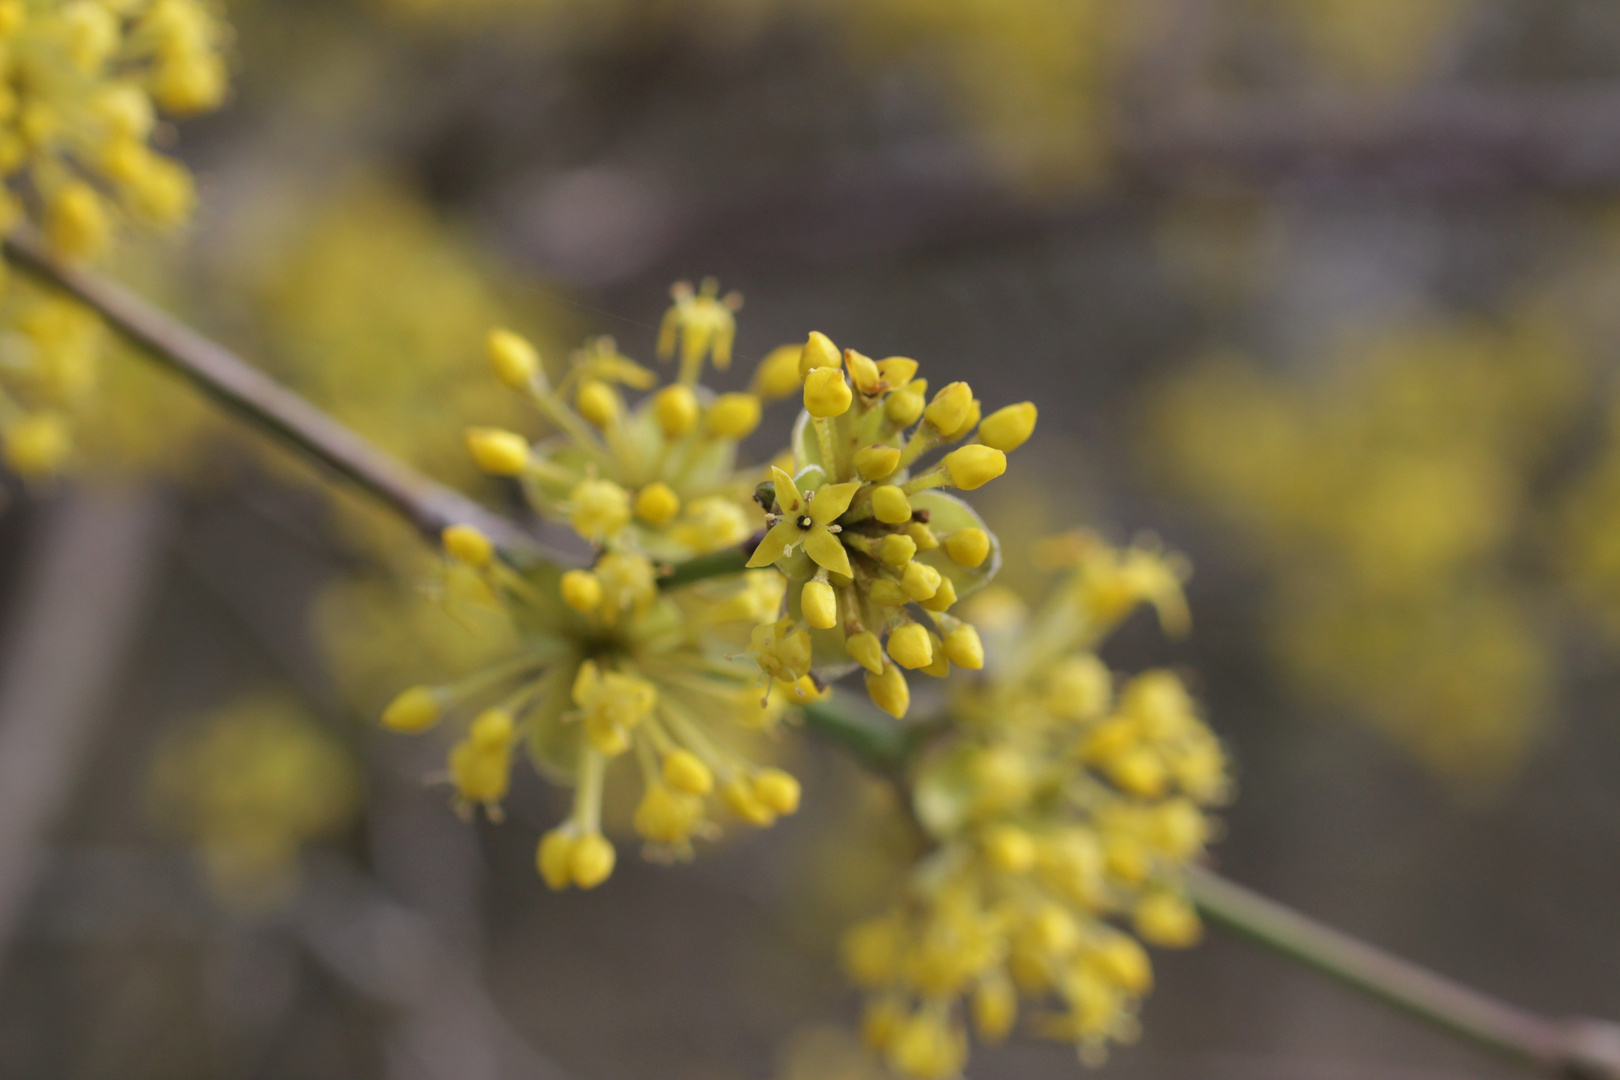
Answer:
[[1, 232, 564, 565], [0, 487, 168, 973]]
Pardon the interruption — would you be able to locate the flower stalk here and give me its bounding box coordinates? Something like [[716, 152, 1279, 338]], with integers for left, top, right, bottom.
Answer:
[[17, 240, 1618, 1080]]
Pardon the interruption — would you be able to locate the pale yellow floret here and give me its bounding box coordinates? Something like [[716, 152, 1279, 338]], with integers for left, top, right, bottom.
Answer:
[[752, 768, 801, 815], [751, 343, 804, 400], [798, 330, 841, 376], [537, 829, 575, 891], [845, 349, 883, 395], [653, 383, 699, 436], [1135, 891, 1201, 946], [979, 402, 1038, 451], [855, 444, 902, 480], [984, 824, 1036, 873], [919, 577, 958, 612], [880, 533, 918, 567], [662, 749, 713, 795], [802, 579, 838, 629], [46, 182, 109, 259], [707, 392, 762, 438], [576, 380, 621, 427], [886, 381, 927, 426], [870, 579, 910, 607], [568, 478, 632, 541], [901, 561, 942, 602], [944, 527, 990, 568], [973, 975, 1018, 1043], [442, 524, 494, 566], [847, 630, 886, 674], [907, 522, 941, 551], [2, 412, 71, 476], [805, 366, 854, 418], [872, 484, 912, 524], [634, 481, 681, 526], [723, 776, 777, 827], [559, 569, 603, 613], [944, 445, 1007, 490], [381, 685, 441, 733], [888, 622, 934, 669], [488, 328, 540, 388], [466, 427, 531, 475], [942, 624, 984, 669], [570, 832, 616, 889], [924, 382, 974, 433], [634, 784, 703, 846], [866, 662, 910, 718]]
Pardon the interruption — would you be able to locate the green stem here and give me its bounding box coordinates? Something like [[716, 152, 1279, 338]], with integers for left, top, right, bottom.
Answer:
[[658, 546, 750, 590]]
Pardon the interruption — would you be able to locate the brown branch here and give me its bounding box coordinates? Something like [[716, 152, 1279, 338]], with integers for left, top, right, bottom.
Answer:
[[1, 232, 564, 564]]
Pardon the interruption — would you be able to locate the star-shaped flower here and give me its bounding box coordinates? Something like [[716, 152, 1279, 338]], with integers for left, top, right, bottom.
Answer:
[[747, 466, 860, 577]]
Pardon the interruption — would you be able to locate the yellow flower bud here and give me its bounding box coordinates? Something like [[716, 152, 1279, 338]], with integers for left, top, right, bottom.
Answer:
[[871, 485, 912, 524], [1099, 936, 1153, 994], [1135, 891, 1201, 947], [885, 381, 927, 426], [802, 579, 838, 629], [752, 768, 801, 815], [901, 561, 942, 601], [979, 401, 1037, 451], [843, 918, 901, 988], [887, 622, 933, 669], [634, 481, 681, 526], [488, 328, 540, 388], [560, 569, 602, 613], [571, 833, 616, 889], [1108, 746, 1168, 798], [984, 825, 1036, 873], [865, 662, 910, 718], [879, 533, 917, 567], [2, 412, 70, 476], [854, 444, 901, 481], [576, 380, 620, 427], [972, 976, 1017, 1044], [907, 522, 940, 551], [940, 397, 981, 442], [944, 445, 1007, 490], [869, 579, 909, 607], [46, 182, 108, 258], [662, 749, 713, 795], [844, 349, 882, 395], [634, 784, 703, 845], [470, 707, 514, 747], [381, 686, 440, 733], [924, 381, 973, 433], [653, 384, 699, 437], [569, 478, 631, 540], [876, 356, 918, 387], [943, 624, 984, 669], [804, 367, 853, 418], [944, 527, 990, 568], [798, 330, 841, 376], [466, 427, 530, 475], [442, 524, 494, 567], [847, 630, 885, 674], [723, 777, 777, 827], [537, 829, 576, 890], [751, 343, 804, 400], [706, 392, 761, 438], [919, 576, 957, 612], [920, 630, 952, 677]]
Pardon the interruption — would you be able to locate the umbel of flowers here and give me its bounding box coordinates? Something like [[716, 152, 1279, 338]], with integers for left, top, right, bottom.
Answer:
[[843, 534, 1228, 1077], [0, 0, 230, 479], [378, 282, 1036, 894]]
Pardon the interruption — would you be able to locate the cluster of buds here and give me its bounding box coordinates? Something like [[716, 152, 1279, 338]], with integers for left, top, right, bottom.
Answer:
[[844, 535, 1227, 1076], [744, 331, 1035, 718]]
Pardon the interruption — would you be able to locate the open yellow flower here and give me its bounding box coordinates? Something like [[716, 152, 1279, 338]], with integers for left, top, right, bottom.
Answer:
[[747, 466, 860, 577]]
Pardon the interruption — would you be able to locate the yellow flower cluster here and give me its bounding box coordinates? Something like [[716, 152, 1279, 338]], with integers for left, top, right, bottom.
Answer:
[[1146, 317, 1578, 786], [0, 0, 227, 259], [745, 330, 1034, 719], [0, 0, 229, 480], [382, 529, 805, 890], [844, 534, 1226, 1076], [149, 692, 359, 912], [465, 278, 770, 564]]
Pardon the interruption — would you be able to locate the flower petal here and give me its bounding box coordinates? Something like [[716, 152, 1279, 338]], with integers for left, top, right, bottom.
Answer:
[[803, 526, 853, 577], [808, 481, 861, 526], [771, 465, 802, 515], [746, 520, 802, 568]]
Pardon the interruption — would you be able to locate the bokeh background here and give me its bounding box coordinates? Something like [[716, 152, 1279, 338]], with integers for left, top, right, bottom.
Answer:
[[0, 0, 1618, 1077]]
